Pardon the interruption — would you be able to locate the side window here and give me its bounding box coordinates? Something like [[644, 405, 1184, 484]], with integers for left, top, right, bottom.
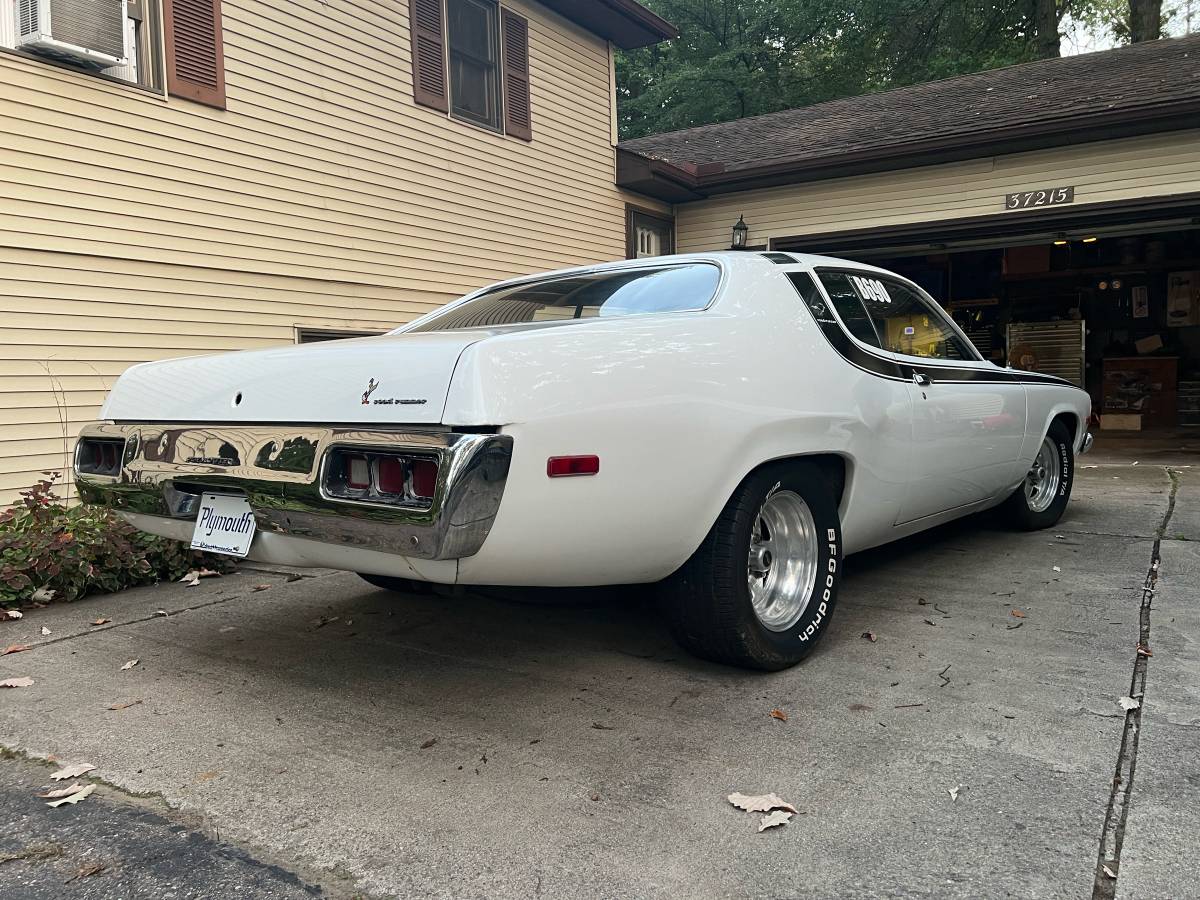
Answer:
[[815, 272, 883, 348], [844, 273, 974, 361]]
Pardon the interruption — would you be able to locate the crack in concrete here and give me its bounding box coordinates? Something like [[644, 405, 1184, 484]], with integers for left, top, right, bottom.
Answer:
[[21, 586, 274, 653], [1091, 467, 1180, 899]]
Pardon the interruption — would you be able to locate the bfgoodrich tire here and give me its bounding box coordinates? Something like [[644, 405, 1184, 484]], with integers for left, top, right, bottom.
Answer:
[[1002, 419, 1074, 530], [657, 460, 843, 671]]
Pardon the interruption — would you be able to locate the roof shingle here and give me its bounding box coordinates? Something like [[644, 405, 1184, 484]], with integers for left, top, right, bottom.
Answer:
[[619, 35, 1200, 176]]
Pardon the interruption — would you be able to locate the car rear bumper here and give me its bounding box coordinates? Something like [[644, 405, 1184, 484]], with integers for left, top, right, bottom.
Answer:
[[74, 424, 513, 561]]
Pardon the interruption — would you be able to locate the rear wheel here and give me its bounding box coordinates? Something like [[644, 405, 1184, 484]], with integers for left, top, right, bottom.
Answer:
[[1002, 419, 1074, 530], [657, 461, 842, 671], [357, 573, 435, 595]]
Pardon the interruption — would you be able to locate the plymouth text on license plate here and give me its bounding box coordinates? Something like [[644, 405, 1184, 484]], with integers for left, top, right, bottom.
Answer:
[[191, 493, 256, 558]]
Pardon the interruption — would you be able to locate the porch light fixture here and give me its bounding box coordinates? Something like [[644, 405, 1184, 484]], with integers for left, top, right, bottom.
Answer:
[[1053, 233, 1069, 246], [731, 215, 749, 250], [1082, 235, 1098, 243]]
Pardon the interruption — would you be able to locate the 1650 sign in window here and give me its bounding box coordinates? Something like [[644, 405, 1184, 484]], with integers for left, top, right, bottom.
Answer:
[[1004, 187, 1075, 210]]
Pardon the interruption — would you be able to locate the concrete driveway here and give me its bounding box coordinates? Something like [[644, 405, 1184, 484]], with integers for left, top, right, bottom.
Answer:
[[0, 463, 1195, 899]]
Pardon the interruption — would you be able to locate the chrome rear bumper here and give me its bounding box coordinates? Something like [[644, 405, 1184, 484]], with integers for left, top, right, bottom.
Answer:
[[74, 424, 512, 560]]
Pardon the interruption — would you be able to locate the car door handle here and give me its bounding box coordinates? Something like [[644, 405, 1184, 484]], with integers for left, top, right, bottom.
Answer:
[[913, 372, 933, 386]]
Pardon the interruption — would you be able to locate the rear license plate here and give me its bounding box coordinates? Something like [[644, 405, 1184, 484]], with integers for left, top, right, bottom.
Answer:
[[190, 493, 256, 558]]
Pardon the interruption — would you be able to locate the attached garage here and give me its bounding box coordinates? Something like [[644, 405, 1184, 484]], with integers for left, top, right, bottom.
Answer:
[[617, 35, 1200, 436]]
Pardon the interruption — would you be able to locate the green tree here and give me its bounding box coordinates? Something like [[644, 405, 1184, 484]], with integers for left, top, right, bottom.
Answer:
[[618, 0, 1092, 139]]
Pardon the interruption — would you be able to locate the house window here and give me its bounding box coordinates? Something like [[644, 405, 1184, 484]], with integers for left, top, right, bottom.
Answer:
[[446, 0, 502, 131], [626, 207, 675, 259], [1, 0, 163, 92]]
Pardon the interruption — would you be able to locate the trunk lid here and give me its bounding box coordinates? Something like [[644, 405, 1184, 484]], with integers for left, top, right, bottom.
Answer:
[[102, 331, 487, 425]]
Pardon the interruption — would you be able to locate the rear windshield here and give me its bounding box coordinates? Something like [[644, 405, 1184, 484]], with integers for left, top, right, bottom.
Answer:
[[406, 264, 720, 332]]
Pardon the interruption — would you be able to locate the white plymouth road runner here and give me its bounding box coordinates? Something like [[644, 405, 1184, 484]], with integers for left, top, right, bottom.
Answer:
[[76, 252, 1091, 670]]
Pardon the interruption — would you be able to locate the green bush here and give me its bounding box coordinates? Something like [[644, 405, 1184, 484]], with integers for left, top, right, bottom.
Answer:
[[0, 472, 230, 608]]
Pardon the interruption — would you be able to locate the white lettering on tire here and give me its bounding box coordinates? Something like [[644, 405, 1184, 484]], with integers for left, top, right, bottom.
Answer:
[[799, 527, 839, 642]]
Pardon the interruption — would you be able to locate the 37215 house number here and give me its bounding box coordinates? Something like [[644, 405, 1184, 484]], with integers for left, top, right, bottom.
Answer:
[[1004, 187, 1074, 210]]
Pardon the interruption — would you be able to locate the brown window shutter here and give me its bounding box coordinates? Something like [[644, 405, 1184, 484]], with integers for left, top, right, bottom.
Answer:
[[501, 9, 532, 141], [409, 0, 448, 112], [163, 0, 226, 109]]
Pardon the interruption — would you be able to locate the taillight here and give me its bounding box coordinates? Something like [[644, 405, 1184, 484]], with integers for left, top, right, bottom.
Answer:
[[409, 459, 438, 498], [547, 455, 600, 477], [324, 449, 440, 508], [376, 456, 406, 494], [76, 438, 125, 478], [347, 456, 370, 489]]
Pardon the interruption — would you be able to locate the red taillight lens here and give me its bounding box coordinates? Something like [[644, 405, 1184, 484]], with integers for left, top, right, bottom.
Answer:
[[376, 456, 406, 494], [410, 459, 438, 498], [547, 455, 600, 477]]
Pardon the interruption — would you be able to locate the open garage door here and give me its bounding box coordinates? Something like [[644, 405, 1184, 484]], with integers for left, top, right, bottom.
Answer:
[[774, 194, 1200, 438]]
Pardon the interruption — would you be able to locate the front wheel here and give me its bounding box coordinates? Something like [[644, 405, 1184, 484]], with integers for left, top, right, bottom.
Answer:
[[1002, 419, 1074, 530], [657, 461, 843, 671]]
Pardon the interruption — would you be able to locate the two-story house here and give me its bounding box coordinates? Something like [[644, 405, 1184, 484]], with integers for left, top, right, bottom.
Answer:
[[0, 0, 675, 500]]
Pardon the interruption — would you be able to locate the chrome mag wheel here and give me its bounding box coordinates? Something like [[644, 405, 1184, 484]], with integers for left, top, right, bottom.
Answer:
[[747, 489, 820, 632], [1025, 435, 1061, 513]]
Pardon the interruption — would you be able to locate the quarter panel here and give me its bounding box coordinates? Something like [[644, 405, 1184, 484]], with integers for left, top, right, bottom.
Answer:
[[447, 261, 914, 585]]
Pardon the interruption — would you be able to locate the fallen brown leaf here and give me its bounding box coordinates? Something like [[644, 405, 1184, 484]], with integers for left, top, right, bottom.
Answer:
[[91, 618, 111, 626], [861, 631, 877, 642], [107, 699, 143, 711], [252, 584, 272, 592], [849, 703, 874, 711], [420, 737, 437, 750], [119, 659, 139, 671], [30, 587, 56, 603], [194, 771, 220, 783], [727, 792, 797, 814], [50, 763, 96, 781], [2, 644, 31, 655], [40, 626, 51, 636], [1136, 642, 1153, 657], [310, 615, 339, 629], [3, 609, 22, 620], [37, 782, 88, 800], [47, 783, 95, 807], [589, 792, 601, 802], [179, 571, 201, 587], [1010, 609, 1025, 619], [758, 809, 793, 831], [0, 677, 34, 688], [769, 708, 788, 722]]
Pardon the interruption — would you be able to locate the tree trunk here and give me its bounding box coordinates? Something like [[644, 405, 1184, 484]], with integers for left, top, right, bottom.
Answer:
[[1130, 0, 1163, 41], [1034, 0, 1061, 58]]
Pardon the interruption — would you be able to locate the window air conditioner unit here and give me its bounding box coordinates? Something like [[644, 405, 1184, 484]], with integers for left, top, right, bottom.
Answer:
[[17, 0, 128, 69]]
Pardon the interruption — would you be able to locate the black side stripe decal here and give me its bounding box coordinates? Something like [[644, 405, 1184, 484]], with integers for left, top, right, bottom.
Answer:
[[785, 272, 1070, 387]]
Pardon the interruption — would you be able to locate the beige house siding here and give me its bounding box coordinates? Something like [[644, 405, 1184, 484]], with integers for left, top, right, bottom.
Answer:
[[0, 0, 664, 499], [674, 129, 1200, 252]]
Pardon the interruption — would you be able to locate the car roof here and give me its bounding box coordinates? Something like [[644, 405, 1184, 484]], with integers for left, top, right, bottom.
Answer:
[[483, 251, 894, 287]]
